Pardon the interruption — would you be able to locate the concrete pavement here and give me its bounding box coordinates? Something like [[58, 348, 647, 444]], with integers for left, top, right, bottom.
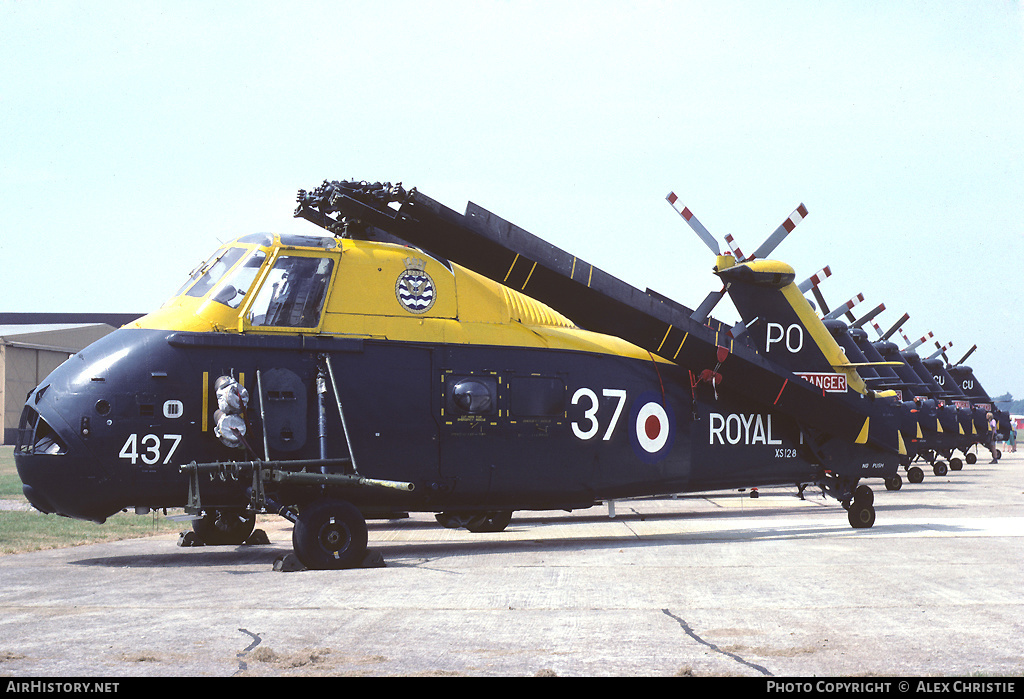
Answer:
[[0, 451, 1021, 677]]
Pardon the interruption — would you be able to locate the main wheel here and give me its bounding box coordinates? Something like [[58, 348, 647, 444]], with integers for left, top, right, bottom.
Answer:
[[292, 499, 368, 570], [950, 457, 963, 471], [884, 475, 903, 491], [907, 466, 925, 484], [854, 484, 874, 506], [848, 502, 876, 529], [192, 509, 256, 546], [435, 512, 474, 529], [966, 452, 977, 465], [933, 461, 948, 477], [465, 510, 514, 533]]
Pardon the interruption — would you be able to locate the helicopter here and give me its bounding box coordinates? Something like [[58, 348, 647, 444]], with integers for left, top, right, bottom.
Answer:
[[16, 180, 919, 569]]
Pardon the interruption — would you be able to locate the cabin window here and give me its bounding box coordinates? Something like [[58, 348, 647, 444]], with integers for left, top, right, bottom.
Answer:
[[448, 377, 497, 415], [183, 247, 246, 299], [249, 255, 334, 328], [510, 377, 565, 417], [210, 249, 267, 308]]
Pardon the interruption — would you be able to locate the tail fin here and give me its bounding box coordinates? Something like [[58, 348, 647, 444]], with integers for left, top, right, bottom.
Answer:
[[717, 257, 868, 395]]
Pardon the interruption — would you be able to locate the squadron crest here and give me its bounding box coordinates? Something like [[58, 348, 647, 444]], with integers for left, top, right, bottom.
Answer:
[[395, 257, 436, 314]]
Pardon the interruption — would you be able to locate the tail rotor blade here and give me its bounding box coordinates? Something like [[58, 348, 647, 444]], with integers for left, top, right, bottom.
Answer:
[[690, 287, 727, 323], [750, 203, 808, 259], [906, 331, 934, 351], [811, 286, 830, 316], [881, 312, 910, 341], [798, 265, 832, 293], [927, 341, 952, 361], [724, 233, 747, 261], [954, 344, 977, 365], [850, 303, 886, 329], [824, 293, 864, 321], [666, 192, 720, 255]]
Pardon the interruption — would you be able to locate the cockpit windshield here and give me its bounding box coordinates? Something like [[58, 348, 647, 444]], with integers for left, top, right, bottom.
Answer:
[[172, 247, 247, 300], [209, 248, 268, 308]]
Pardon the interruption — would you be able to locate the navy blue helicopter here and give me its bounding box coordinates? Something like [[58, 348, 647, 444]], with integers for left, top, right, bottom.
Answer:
[[15, 181, 918, 568]]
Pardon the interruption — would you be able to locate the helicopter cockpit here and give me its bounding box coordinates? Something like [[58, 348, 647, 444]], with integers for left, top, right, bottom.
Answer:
[[144, 234, 340, 333]]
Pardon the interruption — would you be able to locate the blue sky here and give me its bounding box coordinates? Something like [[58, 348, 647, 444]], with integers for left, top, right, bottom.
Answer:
[[2, 1, 1022, 398]]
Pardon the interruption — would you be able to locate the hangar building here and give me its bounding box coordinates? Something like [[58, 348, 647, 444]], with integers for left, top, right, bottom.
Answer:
[[0, 314, 141, 445]]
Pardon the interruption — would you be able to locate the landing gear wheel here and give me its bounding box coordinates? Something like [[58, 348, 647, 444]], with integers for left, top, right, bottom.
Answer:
[[465, 510, 514, 533], [933, 461, 948, 477], [192, 509, 256, 546], [950, 457, 963, 471], [907, 466, 924, 484], [292, 499, 368, 570], [966, 453, 977, 465], [854, 484, 874, 507], [884, 475, 903, 491], [435, 512, 472, 529], [848, 502, 876, 528]]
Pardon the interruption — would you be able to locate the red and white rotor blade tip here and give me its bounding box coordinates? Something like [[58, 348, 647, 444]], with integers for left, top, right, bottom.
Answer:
[[798, 265, 832, 293], [666, 192, 720, 255], [750, 203, 808, 260]]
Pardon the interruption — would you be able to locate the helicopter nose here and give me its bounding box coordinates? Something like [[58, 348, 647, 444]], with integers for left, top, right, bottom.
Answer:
[[14, 401, 122, 523]]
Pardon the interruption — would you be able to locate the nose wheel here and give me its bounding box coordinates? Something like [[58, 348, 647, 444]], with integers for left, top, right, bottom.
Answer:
[[292, 498, 368, 570]]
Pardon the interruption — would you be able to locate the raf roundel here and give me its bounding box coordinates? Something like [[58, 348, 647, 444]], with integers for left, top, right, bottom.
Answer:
[[629, 392, 676, 462], [395, 257, 436, 314]]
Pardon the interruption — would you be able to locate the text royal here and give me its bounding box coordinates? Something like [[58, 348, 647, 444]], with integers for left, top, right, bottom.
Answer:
[[709, 413, 783, 445]]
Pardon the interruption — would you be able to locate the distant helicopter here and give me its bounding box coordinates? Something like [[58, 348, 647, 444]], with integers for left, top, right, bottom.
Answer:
[[16, 181, 935, 569]]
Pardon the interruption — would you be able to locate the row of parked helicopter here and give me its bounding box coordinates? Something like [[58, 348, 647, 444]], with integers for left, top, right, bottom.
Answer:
[[665, 190, 1010, 492]]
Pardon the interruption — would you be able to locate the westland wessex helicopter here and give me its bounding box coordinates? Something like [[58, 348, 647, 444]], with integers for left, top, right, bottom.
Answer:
[[16, 180, 916, 569]]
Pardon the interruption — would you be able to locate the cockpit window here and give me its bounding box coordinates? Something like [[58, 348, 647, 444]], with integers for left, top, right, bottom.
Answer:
[[183, 247, 246, 299], [209, 249, 267, 308], [248, 255, 334, 328]]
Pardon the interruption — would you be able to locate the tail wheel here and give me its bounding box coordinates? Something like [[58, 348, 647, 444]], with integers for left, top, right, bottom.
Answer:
[[292, 499, 368, 570], [848, 502, 876, 529], [192, 509, 256, 546], [465, 510, 514, 533]]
